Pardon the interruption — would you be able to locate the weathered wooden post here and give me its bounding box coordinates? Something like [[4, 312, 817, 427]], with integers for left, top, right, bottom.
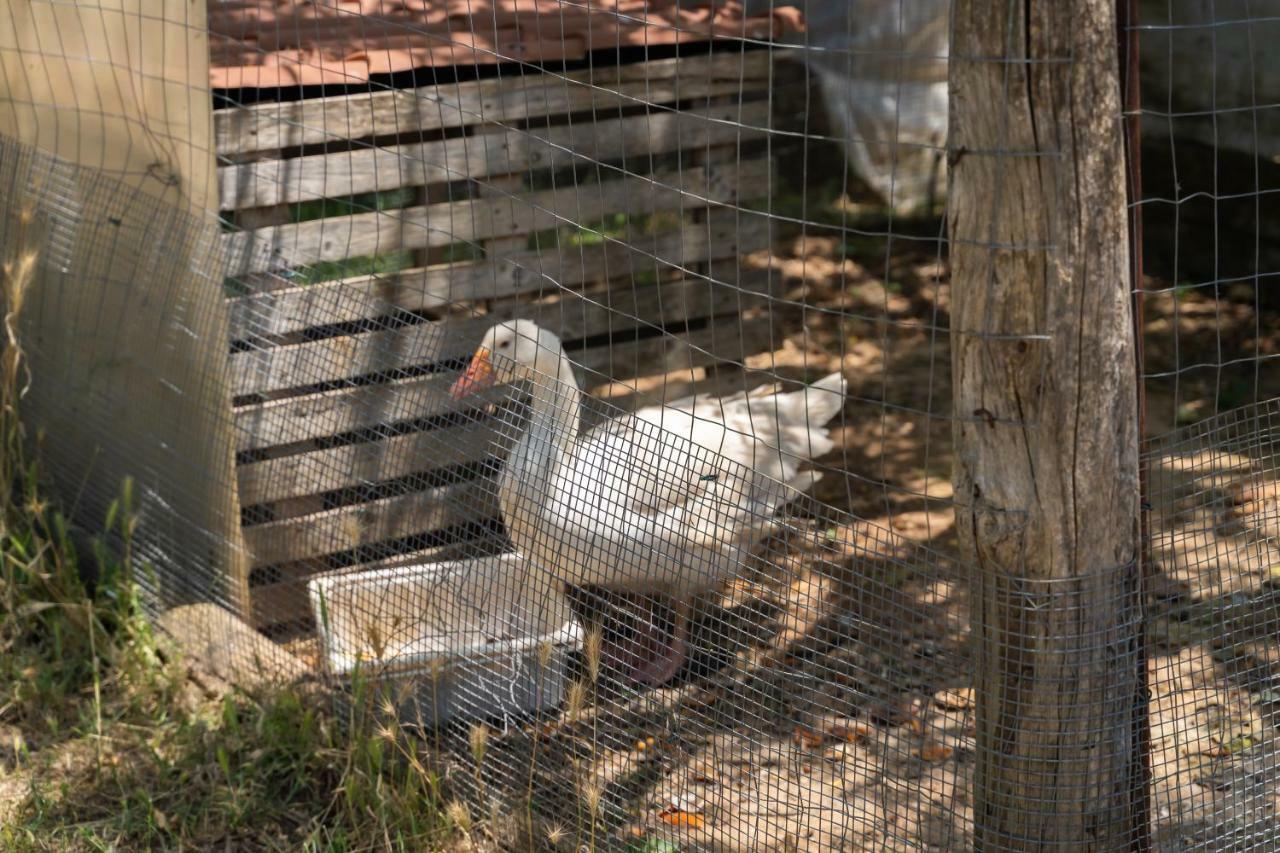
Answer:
[[949, 1, 1146, 848], [0, 0, 251, 615]]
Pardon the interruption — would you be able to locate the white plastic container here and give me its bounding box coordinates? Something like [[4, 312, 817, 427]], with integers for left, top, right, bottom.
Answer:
[[307, 552, 581, 726]]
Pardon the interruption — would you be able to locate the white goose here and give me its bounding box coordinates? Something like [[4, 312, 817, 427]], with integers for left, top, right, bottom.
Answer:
[[450, 320, 846, 685]]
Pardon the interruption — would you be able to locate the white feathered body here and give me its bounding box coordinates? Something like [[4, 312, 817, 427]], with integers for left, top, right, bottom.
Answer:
[[498, 373, 846, 596]]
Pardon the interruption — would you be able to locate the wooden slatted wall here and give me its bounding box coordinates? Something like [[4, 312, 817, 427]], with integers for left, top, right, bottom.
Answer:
[[216, 49, 792, 634]]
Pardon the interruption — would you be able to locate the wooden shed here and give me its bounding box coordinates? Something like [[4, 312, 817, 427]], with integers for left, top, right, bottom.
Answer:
[[210, 0, 805, 635]]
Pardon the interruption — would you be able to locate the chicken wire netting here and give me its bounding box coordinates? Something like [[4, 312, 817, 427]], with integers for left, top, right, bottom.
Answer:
[[1, 0, 1279, 849], [1138, 4, 1280, 850]]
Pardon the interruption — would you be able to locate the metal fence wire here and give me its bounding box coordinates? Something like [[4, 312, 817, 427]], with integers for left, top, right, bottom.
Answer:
[[1, 0, 1279, 849]]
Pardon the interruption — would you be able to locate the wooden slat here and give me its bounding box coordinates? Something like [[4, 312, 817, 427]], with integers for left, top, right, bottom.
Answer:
[[219, 100, 771, 210], [236, 373, 462, 453], [222, 157, 770, 276], [238, 418, 500, 506], [572, 315, 772, 385], [471, 174, 530, 257], [235, 271, 775, 504], [232, 267, 774, 449], [228, 368, 467, 456], [227, 213, 771, 340], [215, 51, 776, 156], [233, 323, 455, 398], [231, 265, 774, 397], [243, 479, 499, 568]]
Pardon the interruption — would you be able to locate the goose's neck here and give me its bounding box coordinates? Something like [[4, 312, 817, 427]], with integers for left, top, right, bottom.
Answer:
[[509, 350, 580, 484], [527, 352, 581, 453]]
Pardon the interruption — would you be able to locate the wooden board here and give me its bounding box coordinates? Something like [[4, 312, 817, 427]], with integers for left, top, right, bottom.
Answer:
[[222, 158, 770, 276], [237, 417, 500, 506], [236, 372, 483, 453], [227, 213, 771, 340], [234, 272, 777, 508], [231, 265, 774, 396], [219, 100, 771, 209], [242, 478, 498, 569], [215, 51, 774, 156]]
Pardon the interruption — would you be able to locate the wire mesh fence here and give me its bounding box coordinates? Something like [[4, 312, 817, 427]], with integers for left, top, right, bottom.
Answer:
[[1, 0, 1279, 848], [1138, 4, 1280, 850]]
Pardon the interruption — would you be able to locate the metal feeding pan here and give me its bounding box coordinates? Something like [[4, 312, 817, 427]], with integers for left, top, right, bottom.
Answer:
[[308, 553, 581, 726]]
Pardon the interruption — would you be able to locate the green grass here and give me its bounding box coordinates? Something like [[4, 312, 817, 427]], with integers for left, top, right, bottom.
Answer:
[[288, 189, 419, 226], [291, 248, 416, 287], [3, 669, 451, 849], [567, 212, 633, 247], [0, 201, 453, 850], [526, 211, 670, 252]]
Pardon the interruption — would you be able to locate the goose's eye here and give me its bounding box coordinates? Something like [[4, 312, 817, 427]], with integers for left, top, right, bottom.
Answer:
[[498, 339, 511, 350]]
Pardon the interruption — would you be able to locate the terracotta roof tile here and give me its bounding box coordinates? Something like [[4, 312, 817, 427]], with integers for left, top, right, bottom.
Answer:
[[209, 0, 804, 88]]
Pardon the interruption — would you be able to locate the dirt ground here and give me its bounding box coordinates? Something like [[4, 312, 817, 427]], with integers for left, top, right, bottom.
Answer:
[[442, 226, 1280, 851]]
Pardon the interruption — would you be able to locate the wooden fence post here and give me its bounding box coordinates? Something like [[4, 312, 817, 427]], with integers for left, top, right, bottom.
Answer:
[[949, 0, 1146, 848], [0, 0, 252, 615]]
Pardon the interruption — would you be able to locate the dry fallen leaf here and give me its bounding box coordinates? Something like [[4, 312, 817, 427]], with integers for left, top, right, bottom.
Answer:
[[828, 722, 872, 743], [658, 809, 705, 828], [916, 742, 954, 762], [793, 726, 825, 749]]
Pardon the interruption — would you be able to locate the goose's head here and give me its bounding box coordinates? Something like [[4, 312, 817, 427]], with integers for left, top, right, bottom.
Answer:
[[449, 320, 564, 399]]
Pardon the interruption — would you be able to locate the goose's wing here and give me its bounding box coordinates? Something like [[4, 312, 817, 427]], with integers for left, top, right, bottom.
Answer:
[[568, 372, 846, 519], [532, 448, 794, 592], [570, 410, 743, 517], [628, 372, 847, 487]]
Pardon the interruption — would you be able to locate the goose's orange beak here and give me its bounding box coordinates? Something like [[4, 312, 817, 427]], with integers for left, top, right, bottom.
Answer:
[[450, 347, 495, 399]]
